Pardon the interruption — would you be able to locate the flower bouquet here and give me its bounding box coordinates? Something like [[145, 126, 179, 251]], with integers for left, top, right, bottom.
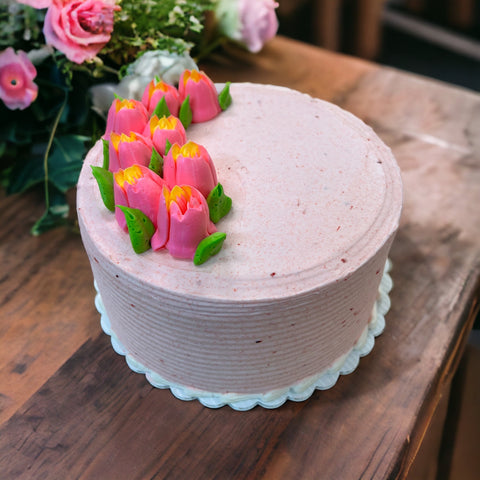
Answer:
[[0, 0, 278, 234]]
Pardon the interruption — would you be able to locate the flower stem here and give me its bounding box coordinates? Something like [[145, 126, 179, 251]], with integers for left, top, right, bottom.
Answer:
[[43, 93, 67, 210]]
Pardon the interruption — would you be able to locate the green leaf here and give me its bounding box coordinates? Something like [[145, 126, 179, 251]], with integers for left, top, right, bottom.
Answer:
[[31, 187, 69, 236], [102, 138, 110, 170], [117, 205, 155, 254], [218, 82, 232, 111], [91, 166, 114, 212], [149, 147, 163, 176], [207, 183, 232, 223], [152, 96, 171, 119], [179, 95, 192, 130], [48, 134, 89, 193], [194, 232, 227, 266]]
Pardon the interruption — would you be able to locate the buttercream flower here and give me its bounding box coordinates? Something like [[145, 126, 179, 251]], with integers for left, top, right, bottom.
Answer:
[[151, 185, 216, 259], [17, 0, 52, 7], [178, 70, 221, 123], [142, 79, 181, 116], [163, 142, 218, 198], [113, 164, 166, 231], [43, 0, 120, 64], [104, 98, 149, 139], [108, 131, 153, 172], [0, 48, 38, 110], [215, 0, 278, 53], [143, 115, 186, 156]]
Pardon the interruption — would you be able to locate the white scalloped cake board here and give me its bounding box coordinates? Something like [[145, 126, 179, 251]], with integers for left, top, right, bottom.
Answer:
[[94, 259, 393, 411]]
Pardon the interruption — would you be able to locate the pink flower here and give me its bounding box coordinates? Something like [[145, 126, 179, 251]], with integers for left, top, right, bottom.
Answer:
[[141, 79, 181, 116], [179, 70, 221, 123], [143, 115, 186, 156], [0, 48, 38, 110], [108, 131, 153, 172], [151, 185, 216, 259], [104, 98, 149, 139], [216, 0, 278, 53], [113, 165, 166, 231], [17, 0, 52, 7], [163, 142, 218, 199], [43, 0, 120, 64]]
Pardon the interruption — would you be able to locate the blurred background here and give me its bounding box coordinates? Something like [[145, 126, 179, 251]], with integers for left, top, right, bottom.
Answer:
[[277, 0, 480, 91], [277, 2, 479, 479]]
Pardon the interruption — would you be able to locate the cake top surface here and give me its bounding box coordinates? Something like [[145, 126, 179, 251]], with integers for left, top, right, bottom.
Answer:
[[77, 83, 402, 300]]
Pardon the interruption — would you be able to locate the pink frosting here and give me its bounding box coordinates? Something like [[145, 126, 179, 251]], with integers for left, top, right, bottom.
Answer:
[[163, 142, 218, 199], [108, 132, 152, 172], [141, 79, 181, 117], [104, 98, 149, 139], [179, 70, 221, 123], [143, 115, 187, 156], [113, 165, 166, 231], [151, 185, 216, 259]]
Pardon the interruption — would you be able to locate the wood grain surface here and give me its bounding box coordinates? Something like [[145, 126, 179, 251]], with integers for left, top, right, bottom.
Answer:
[[0, 36, 479, 479]]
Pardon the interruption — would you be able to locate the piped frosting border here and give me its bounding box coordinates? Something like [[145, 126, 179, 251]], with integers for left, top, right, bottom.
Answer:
[[94, 259, 393, 411]]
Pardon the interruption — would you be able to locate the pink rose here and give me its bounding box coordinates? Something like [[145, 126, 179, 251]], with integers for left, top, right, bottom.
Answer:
[[108, 132, 153, 172], [179, 70, 221, 123], [0, 48, 38, 110], [216, 0, 278, 53], [104, 98, 149, 139], [163, 141, 218, 199], [143, 115, 186, 157], [141, 79, 181, 117], [113, 164, 166, 231], [17, 0, 52, 7], [151, 185, 216, 259], [43, 0, 120, 64]]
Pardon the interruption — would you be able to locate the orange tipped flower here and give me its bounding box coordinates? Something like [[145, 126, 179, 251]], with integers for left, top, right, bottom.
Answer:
[[143, 115, 186, 156], [108, 131, 153, 172], [178, 70, 221, 123], [163, 141, 217, 198], [141, 79, 180, 116]]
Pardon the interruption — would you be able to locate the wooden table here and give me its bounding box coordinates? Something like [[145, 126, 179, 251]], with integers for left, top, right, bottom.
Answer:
[[1, 36, 479, 479]]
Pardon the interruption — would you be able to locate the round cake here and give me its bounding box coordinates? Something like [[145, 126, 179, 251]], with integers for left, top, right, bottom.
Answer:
[[77, 83, 402, 410]]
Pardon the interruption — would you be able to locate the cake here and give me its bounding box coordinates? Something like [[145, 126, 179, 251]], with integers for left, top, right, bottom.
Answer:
[[77, 80, 402, 410]]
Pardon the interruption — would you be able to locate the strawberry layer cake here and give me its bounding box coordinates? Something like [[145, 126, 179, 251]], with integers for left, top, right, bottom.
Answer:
[[77, 81, 402, 410]]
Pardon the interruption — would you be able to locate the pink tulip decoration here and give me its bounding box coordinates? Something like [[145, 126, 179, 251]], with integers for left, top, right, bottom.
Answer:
[[163, 142, 217, 199], [143, 115, 187, 157], [0, 48, 38, 110], [142, 79, 181, 116], [178, 70, 221, 123], [43, 0, 120, 64], [104, 98, 149, 139], [113, 164, 166, 231], [151, 185, 217, 259], [108, 131, 153, 172]]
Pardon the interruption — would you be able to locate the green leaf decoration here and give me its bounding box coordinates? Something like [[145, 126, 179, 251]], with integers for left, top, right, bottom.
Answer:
[[113, 93, 124, 101], [218, 82, 232, 111], [102, 138, 109, 170], [179, 95, 192, 129], [152, 96, 171, 119], [91, 166, 114, 212], [117, 205, 155, 254], [149, 147, 163, 176], [165, 139, 172, 156], [207, 183, 232, 223], [194, 232, 227, 266]]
